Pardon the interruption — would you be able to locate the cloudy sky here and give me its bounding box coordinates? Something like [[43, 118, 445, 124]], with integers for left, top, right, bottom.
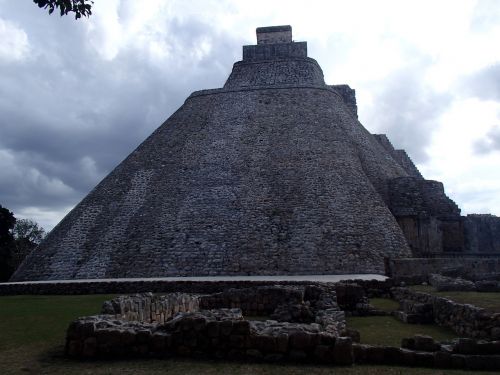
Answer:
[[0, 0, 499, 231]]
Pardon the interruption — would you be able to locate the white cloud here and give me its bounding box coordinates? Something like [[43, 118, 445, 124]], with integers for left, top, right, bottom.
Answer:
[[0, 17, 29, 61]]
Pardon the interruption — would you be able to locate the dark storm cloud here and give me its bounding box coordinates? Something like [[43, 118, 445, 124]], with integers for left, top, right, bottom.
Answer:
[[473, 126, 500, 154], [363, 63, 452, 163], [0, 1, 240, 219]]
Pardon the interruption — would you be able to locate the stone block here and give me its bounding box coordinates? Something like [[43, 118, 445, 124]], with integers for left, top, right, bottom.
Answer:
[[219, 320, 233, 336], [413, 351, 435, 367], [401, 337, 415, 350], [136, 329, 151, 344], [290, 332, 313, 349], [275, 333, 289, 353], [400, 348, 416, 366], [434, 351, 451, 368], [491, 327, 500, 340], [264, 353, 284, 362], [414, 335, 440, 352], [192, 316, 207, 331], [288, 349, 308, 362], [66, 339, 82, 357], [352, 344, 368, 363], [453, 338, 476, 354], [206, 321, 219, 337], [464, 355, 500, 370], [343, 328, 360, 343], [319, 332, 336, 346], [333, 337, 353, 365], [227, 349, 245, 360], [232, 320, 250, 335], [245, 349, 263, 360], [229, 334, 247, 348], [384, 346, 403, 364], [253, 335, 276, 352], [82, 337, 97, 358], [150, 332, 170, 353], [365, 345, 385, 363], [313, 345, 333, 363]]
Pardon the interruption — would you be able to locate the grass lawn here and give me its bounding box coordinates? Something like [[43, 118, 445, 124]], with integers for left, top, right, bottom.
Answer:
[[0, 294, 495, 374], [410, 285, 500, 312], [346, 315, 458, 347], [369, 298, 399, 312]]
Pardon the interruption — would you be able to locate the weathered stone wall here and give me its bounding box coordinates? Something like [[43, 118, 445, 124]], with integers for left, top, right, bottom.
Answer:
[[66, 286, 351, 364], [392, 287, 500, 339], [224, 58, 324, 88], [256, 25, 292, 45], [372, 134, 422, 179], [102, 293, 200, 324], [12, 83, 412, 281], [389, 178, 460, 218], [330, 84, 358, 118], [388, 257, 500, 283], [200, 285, 305, 315], [354, 337, 500, 370], [243, 42, 307, 61], [65, 311, 354, 364], [388, 177, 464, 255], [464, 214, 500, 254]]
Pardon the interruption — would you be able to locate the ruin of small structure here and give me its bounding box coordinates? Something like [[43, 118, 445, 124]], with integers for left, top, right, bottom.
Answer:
[[65, 282, 500, 370]]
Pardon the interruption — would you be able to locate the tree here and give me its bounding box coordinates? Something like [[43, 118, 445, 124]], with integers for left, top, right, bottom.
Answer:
[[0, 207, 46, 281], [10, 219, 47, 273], [0, 205, 16, 282], [33, 0, 93, 19], [13, 219, 46, 245]]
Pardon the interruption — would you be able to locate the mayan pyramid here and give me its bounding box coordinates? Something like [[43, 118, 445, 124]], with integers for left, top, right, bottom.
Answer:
[[13, 25, 475, 281]]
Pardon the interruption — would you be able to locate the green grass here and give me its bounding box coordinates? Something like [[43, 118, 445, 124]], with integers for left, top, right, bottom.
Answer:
[[409, 285, 500, 312], [369, 298, 399, 312], [0, 294, 495, 374], [346, 315, 458, 347], [0, 294, 116, 350]]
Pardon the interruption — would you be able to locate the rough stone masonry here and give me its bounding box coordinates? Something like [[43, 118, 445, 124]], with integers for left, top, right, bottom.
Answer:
[[11, 25, 500, 281]]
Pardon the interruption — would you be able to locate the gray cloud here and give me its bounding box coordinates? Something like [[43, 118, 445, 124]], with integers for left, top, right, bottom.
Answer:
[[362, 62, 452, 163], [0, 1, 240, 227], [460, 63, 500, 101], [473, 126, 500, 154]]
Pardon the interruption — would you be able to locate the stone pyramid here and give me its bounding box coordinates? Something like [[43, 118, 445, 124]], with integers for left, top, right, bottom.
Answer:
[[13, 25, 455, 281]]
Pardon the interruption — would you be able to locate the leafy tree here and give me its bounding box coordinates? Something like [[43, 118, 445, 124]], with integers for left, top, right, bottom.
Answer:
[[10, 219, 46, 273], [33, 0, 93, 19], [0, 205, 16, 281], [13, 219, 46, 245], [0, 207, 46, 281]]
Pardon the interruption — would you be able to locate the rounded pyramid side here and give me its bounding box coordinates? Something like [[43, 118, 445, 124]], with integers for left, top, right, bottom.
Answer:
[[11, 86, 412, 281]]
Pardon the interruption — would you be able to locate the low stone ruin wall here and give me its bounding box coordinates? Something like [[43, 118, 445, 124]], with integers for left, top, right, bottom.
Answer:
[[101, 286, 343, 325], [102, 293, 200, 324], [66, 310, 354, 364], [392, 287, 500, 339], [354, 335, 500, 371], [429, 273, 500, 292], [66, 286, 352, 364], [388, 257, 500, 284], [200, 285, 304, 316]]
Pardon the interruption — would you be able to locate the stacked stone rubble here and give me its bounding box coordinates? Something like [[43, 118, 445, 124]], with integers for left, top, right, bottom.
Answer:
[[392, 287, 500, 339]]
